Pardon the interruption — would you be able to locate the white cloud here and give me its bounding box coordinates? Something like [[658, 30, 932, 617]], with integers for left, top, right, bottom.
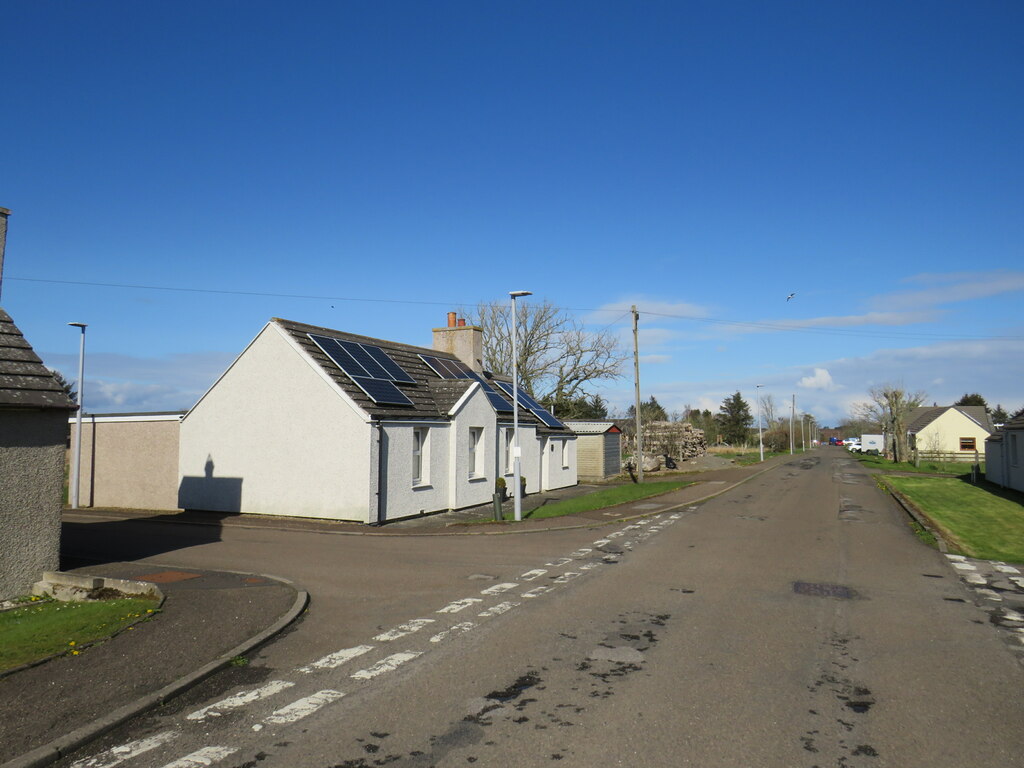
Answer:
[[871, 270, 1024, 311], [797, 368, 836, 391], [639, 354, 671, 364]]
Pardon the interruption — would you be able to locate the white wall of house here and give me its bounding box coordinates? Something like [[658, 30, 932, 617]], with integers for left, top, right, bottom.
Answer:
[[447, 386, 497, 511], [987, 430, 1024, 492], [179, 324, 372, 520], [912, 409, 992, 458], [381, 421, 450, 520], [498, 424, 541, 494], [541, 436, 577, 491]]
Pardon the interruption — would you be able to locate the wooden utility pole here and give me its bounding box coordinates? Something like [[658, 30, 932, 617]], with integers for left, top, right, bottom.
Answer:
[[633, 305, 643, 482], [790, 394, 795, 455]]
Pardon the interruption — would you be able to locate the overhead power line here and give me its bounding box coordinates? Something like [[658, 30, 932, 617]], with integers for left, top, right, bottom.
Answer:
[[8, 276, 1022, 343]]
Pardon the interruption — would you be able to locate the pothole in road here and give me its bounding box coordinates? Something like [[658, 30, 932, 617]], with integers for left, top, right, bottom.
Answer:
[[793, 581, 859, 600]]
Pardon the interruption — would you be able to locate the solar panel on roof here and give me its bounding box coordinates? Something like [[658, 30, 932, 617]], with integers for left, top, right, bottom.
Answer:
[[308, 333, 416, 407], [419, 354, 472, 379], [493, 380, 564, 428]]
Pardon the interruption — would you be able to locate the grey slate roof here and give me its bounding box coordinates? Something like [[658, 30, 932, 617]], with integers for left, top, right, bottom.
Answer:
[[272, 317, 570, 433], [0, 307, 77, 411], [907, 405, 994, 435]]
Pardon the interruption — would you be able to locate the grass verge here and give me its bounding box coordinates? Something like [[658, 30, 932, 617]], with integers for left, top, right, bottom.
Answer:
[[856, 453, 983, 476], [882, 475, 1024, 563], [708, 448, 805, 466], [0, 597, 160, 673], [522, 481, 693, 520]]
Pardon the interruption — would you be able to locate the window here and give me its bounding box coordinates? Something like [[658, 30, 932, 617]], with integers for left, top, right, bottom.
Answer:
[[959, 437, 976, 451], [412, 427, 429, 485], [561, 439, 570, 469], [468, 427, 484, 479], [504, 428, 514, 474]]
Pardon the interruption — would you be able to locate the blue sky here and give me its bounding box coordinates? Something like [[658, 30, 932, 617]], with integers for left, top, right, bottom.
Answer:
[[3, 1, 1022, 426]]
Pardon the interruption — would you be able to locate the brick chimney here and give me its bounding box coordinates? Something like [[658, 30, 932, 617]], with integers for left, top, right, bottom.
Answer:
[[0, 207, 10, 303], [432, 312, 484, 372]]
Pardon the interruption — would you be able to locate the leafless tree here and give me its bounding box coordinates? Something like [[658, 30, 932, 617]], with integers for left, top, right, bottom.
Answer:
[[851, 384, 927, 463], [759, 393, 779, 428], [466, 299, 627, 403]]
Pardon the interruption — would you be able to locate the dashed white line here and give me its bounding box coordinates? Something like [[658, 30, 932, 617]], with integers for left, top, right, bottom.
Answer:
[[480, 582, 518, 595], [158, 746, 239, 768], [352, 652, 423, 680], [430, 621, 475, 643], [478, 601, 519, 617], [262, 690, 345, 725], [437, 598, 483, 613], [70, 731, 179, 768], [298, 645, 374, 673], [994, 564, 1021, 574], [521, 586, 551, 598], [607, 531, 625, 538], [952, 562, 977, 571], [545, 557, 572, 567], [374, 619, 435, 641], [592, 539, 611, 546], [187, 681, 295, 721], [520, 569, 548, 581], [570, 548, 593, 557], [552, 572, 580, 584], [579, 563, 600, 571]]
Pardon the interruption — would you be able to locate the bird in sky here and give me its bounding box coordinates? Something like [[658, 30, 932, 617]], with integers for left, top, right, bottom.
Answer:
[[786, 293, 796, 301]]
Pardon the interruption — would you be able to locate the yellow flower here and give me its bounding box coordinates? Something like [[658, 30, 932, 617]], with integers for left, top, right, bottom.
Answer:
[[69, 641, 76, 647], [71, 650, 80, 656]]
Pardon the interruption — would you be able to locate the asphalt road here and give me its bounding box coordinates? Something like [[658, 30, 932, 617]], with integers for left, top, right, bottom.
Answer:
[[56, 449, 1024, 767]]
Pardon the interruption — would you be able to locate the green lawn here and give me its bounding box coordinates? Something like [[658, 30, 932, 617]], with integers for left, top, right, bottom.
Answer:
[[0, 596, 160, 672], [883, 475, 1024, 563], [856, 453, 983, 476], [710, 448, 805, 466], [522, 480, 692, 520]]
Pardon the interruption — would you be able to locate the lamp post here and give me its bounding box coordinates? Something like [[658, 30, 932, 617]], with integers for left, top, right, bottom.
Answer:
[[68, 322, 87, 509], [509, 290, 532, 521], [755, 384, 764, 462]]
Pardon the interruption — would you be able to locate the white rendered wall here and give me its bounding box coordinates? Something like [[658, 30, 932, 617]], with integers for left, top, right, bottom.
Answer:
[[381, 422, 450, 520], [498, 424, 540, 494], [179, 325, 371, 520], [916, 410, 991, 458], [447, 387, 497, 510], [542, 436, 577, 491]]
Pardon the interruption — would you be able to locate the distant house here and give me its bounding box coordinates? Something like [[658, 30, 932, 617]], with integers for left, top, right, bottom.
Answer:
[[906, 405, 994, 460], [564, 420, 621, 480], [176, 315, 576, 522], [986, 413, 1024, 492], [0, 307, 77, 600]]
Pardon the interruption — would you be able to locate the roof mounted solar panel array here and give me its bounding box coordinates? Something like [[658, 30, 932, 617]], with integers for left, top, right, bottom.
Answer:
[[493, 380, 565, 428], [309, 334, 415, 406], [418, 354, 515, 413]]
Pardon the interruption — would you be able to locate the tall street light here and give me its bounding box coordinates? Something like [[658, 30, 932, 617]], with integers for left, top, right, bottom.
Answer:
[[509, 290, 532, 521], [755, 384, 764, 462], [68, 322, 87, 509]]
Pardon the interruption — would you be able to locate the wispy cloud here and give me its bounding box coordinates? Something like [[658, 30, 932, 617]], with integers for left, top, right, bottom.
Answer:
[[870, 270, 1024, 311]]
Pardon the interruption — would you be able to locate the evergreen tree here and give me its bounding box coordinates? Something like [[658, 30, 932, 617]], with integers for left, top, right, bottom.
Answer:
[[626, 395, 669, 422], [991, 404, 1009, 424], [954, 393, 988, 409], [716, 391, 753, 445], [50, 369, 77, 402]]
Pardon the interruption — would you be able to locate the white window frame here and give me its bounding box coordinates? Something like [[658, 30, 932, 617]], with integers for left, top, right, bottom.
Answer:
[[413, 427, 430, 485], [469, 427, 484, 479], [561, 439, 570, 469], [504, 428, 514, 474]]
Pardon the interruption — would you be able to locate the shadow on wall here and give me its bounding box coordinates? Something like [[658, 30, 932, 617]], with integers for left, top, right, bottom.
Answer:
[[178, 455, 243, 513]]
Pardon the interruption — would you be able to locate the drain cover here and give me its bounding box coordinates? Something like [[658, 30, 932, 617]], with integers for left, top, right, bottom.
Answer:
[[793, 581, 858, 600]]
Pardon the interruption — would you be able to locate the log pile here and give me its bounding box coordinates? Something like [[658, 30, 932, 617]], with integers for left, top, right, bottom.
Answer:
[[638, 421, 707, 470]]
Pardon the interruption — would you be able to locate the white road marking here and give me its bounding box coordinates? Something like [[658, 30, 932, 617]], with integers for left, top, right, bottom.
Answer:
[[478, 601, 519, 617], [964, 573, 987, 585], [298, 645, 374, 673], [579, 563, 600, 571], [437, 598, 483, 613], [977, 588, 1003, 602], [521, 586, 551, 598], [158, 746, 239, 768], [480, 582, 518, 595], [570, 548, 593, 557], [262, 690, 345, 725], [623, 524, 641, 531], [592, 539, 611, 546], [994, 564, 1021, 574], [374, 619, 435, 641], [351, 652, 422, 680], [952, 562, 977, 571], [545, 557, 572, 567], [430, 622, 476, 643], [607, 531, 624, 538], [670, 512, 683, 518], [552, 572, 580, 583], [945, 554, 967, 562], [70, 731, 179, 768], [187, 681, 295, 721], [520, 569, 548, 581]]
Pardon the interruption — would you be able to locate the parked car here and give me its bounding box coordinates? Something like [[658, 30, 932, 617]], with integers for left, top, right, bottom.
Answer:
[[845, 438, 862, 452]]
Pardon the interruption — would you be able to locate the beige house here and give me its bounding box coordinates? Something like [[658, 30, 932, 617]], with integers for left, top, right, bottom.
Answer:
[[564, 420, 621, 480], [986, 413, 1024, 492], [0, 307, 77, 600], [906, 405, 994, 460]]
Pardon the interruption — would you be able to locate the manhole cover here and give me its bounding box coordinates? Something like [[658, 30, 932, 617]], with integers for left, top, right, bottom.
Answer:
[[793, 581, 858, 600]]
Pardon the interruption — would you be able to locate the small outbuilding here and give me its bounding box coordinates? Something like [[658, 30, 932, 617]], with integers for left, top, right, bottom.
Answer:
[[986, 413, 1024, 492], [0, 307, 77, 600], [563, 420, 621, 480]]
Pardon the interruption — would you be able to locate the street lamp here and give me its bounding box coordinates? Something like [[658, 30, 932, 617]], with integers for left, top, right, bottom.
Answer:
[[68, 322, 87, 509], [509, 290, 532, 521], [755, 384, 764, 462]]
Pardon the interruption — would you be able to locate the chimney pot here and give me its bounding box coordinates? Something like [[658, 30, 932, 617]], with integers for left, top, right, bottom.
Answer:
[[457, 317, 466, 327], [447, 312, 457, 328]]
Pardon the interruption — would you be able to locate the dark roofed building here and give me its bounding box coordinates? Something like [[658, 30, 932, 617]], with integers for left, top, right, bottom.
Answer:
[[0, 307, 77, 599]]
